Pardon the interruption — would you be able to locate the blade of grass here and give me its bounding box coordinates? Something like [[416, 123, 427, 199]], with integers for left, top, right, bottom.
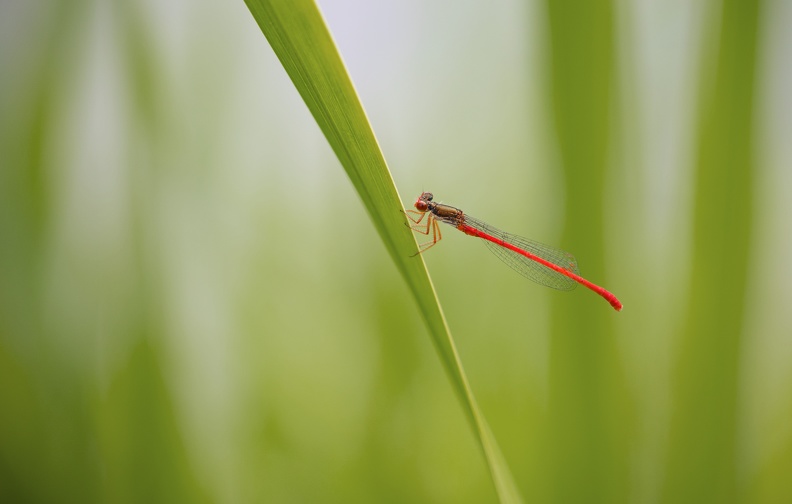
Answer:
[[664, 0, 762, 502], [543, 1, 632, 503], [243, 1, 523, 502]]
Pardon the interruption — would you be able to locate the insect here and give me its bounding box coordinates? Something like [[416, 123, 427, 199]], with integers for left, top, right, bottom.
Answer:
[[404, 192, 623, 311]]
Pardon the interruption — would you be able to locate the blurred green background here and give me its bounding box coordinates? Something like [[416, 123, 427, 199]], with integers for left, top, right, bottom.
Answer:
[[1, 0, 790, 502]]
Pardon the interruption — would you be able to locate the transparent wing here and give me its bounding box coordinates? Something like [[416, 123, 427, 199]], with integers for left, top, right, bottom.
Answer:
[[464, 215, 580, 291]]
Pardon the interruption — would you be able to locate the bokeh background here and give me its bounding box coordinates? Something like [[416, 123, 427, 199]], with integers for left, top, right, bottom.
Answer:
[[1, 0, 790, 502]]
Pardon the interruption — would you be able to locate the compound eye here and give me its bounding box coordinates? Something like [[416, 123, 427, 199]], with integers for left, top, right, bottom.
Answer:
[[424, 192, 433, 201], [415, 200, 428, 211]]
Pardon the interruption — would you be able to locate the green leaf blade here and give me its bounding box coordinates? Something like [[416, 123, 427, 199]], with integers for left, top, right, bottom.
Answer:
[[244, 1, 523, 502]]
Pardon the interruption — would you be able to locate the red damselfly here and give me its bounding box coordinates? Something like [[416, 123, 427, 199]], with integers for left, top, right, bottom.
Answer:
[[404, 192, 623, 311]]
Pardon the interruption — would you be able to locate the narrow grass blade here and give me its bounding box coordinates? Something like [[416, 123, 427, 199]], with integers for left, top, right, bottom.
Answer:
[[243, 1, 523, 501], [543, 1, 633, 503], [664, 1, 762, 502]]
